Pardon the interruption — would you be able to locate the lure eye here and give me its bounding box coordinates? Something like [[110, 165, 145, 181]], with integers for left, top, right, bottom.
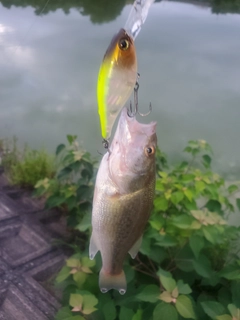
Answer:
[[119, 38, 130, 51], [145, 146, 155, 157]]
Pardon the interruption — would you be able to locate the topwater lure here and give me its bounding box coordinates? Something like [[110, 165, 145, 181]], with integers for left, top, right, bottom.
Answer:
[[97, 0, 155, 140]]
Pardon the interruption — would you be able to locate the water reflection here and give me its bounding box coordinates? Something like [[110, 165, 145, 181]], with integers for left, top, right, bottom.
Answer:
[[0, 0, 127, 22], [0, 0, 240, 180], [0, 0, 240, 23]]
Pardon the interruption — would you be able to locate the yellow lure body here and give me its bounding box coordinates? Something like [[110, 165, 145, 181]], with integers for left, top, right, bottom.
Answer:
[[97, 28, 137, 139]]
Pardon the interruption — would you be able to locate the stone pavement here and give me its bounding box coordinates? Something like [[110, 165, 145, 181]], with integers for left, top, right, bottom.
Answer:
[[0, 168, 67, 320]]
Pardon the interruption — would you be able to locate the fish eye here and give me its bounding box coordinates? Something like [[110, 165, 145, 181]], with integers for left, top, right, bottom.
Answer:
[[145, 146, 155, 157], [119, 38, 130, 51]]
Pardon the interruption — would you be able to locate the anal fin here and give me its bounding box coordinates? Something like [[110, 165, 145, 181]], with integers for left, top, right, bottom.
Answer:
[[128, 236, 142, 259]]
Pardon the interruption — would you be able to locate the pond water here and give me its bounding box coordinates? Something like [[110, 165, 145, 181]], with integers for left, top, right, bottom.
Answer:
[[0, 0, 240, 179]]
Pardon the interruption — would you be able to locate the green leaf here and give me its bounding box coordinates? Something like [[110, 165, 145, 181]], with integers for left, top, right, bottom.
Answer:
[[137, 285, 159, 303], [176, 260, 194, 272], [66, 258, 80, 268], [177, 280, 192, 295], [159, 171, 168, 178], [149, 215, 164, 230], [81, 256, 95, 268], [159, 291, 173, 303], [202, 226, 219, 244], [45, 194, 66, 208], [202, 154, 211, 168], [159, 273, 176, 293], [220, 263, 240, 280], [55, 307, 73, 320], [236, 198, 240, 211], [156, 235, 178, 247], [156, 180, 165, 191], [183, 146, 192, 153], [176, 295, 196, 319], [57, 166, 73, 180], [148, 246, 167, 264], [56, 143, 65, 155], [154, 197, 168, 211], [82, 294, 98, 315], [57, 315, 84, 320], [193, 255, 212, 278], [119, 307, 134, 320], [171, 191, 184, 205], [73, 272, 87, 287], [56, 266, 71, 283], [132, 309, 143, 320], [232, 281, 240, 308], [228, 184, 238, 194], [189, 235, 204, 258], [205, 200, 222, 214], [201, 301, 227, 318], [171, 214, 193, 229], [76, 213, 91, 232], [181, 174, 195, 182], [228, 304, 240, 318], [103, 300, 116, 320], [218, 287, 232, 306], [153, 302, 178, 320], [157, 268, 173, 278], [216, 316, 232, 320], [70, 294, 83, 308], [67, 134, 77, 144], [184, 189, 193, 202], [195, 180, 205, 193]]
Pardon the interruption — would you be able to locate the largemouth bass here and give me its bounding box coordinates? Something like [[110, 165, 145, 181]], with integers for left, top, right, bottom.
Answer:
[[89, 107, 157, 294]]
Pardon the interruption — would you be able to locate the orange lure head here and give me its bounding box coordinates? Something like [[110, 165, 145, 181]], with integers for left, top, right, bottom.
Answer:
[[97, 28, 137, 139]]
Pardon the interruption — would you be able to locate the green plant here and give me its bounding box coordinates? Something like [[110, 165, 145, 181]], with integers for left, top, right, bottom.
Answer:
[[0, 136, 19, 171], [0, 136, 55, 188], [10, 148, 55, 188], [35, 135, 96, 229], [36, 138, 240, 320]]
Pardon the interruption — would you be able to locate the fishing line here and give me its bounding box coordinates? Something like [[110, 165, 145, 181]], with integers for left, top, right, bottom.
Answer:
[[14, 0, 51, 54]]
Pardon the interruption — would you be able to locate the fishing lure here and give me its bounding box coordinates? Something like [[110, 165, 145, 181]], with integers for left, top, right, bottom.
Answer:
[[97, 0, 155, 140]]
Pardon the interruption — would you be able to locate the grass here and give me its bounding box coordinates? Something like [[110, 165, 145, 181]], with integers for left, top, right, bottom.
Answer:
[[0, 137, 56, 188]]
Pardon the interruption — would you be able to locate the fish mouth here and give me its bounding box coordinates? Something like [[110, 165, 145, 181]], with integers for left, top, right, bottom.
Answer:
[[108, 107, 157, 179], [122, 107, 157, 137]]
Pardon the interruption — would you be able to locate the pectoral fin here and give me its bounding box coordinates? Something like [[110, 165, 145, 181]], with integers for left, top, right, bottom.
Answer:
[[128, 236, 142, 259], [89, 232, 99, 260]]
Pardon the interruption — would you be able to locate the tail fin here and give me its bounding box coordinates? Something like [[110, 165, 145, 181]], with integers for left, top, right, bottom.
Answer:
[[99, 269, 127, 295]]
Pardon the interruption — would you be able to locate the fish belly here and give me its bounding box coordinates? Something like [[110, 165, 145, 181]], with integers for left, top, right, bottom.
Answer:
[[92, 182, 154, 274]]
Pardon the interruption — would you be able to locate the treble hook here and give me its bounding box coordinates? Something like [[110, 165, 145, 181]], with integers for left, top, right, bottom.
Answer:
[[127, 73, 152, 118]]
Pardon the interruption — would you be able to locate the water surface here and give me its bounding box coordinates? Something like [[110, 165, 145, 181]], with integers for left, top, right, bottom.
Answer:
[[0, 0, 240, 179]]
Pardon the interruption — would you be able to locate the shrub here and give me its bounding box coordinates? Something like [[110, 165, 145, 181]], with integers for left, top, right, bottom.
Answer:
[[35, 134, 96, 229], [36, 137, 240, 320]]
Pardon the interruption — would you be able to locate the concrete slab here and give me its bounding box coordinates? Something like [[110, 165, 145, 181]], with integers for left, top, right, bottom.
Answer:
[[0, 193, 19, 221], [0, 224, 52, 267], [0, 171, 69, 319]]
